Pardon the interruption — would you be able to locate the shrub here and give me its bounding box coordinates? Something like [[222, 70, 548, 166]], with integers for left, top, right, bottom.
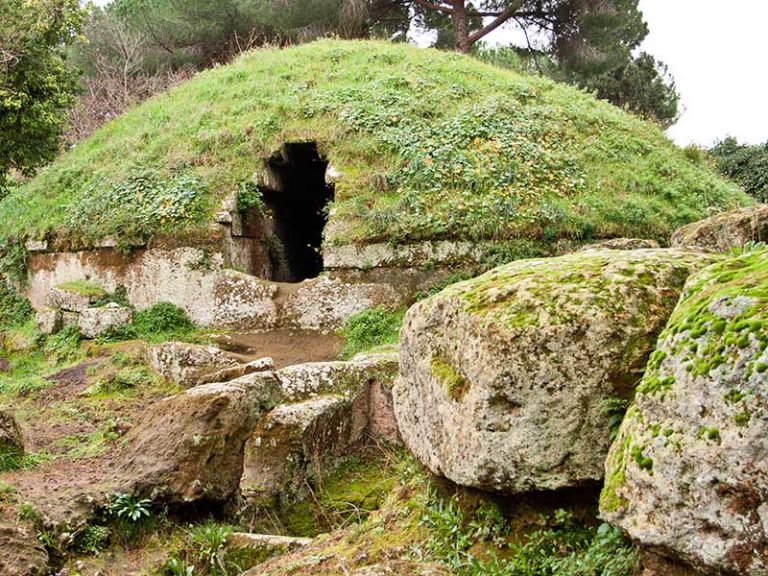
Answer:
[[108, 492, 152, 522], [132, 302, 195, 338], [189, 522, 234, 576], [710, 137, 768, 202], [74, 524, 111, 555], [236, 181, 265, 213], [162, 521, 240, 576], [98, 301, 196, 343], [339, 307, 403, 358], [0, 281, 33, 329]]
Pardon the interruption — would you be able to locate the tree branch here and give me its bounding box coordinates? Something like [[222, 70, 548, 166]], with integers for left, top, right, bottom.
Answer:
[[467, 0, 525, 44], [411, 0, 454, 14], [514, 16, 543, 75]]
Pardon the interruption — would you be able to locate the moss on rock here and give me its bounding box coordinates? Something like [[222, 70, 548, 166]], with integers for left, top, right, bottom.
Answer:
[[601, 249, 768, 575], [395, 249, 716, 493]]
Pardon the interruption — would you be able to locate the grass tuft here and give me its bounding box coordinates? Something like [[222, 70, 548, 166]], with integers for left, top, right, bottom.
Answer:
[[339, 306, 403, 359]]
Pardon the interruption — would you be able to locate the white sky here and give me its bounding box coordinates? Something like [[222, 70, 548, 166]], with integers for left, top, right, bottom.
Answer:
[[474, 0, 768, 146], [91, 0, 767, 146], [639, 0, 768, 146]]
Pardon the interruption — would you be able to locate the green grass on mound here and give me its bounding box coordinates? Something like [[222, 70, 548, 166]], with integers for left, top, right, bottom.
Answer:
[[0, 40, 750, 247]]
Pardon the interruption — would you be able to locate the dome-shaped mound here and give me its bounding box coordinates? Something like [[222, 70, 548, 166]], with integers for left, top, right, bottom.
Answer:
[[0, 40, 749, 248]]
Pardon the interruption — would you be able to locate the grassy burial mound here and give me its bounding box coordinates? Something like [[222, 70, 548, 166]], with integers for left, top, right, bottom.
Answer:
[[0, 39, 750, 249]]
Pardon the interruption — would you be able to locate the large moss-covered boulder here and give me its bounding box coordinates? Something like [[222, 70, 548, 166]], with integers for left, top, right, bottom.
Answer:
[[601, 250, 768, 576], [393, 249, 715, 493], [671, 205, 768, 253], [112, 373, 282, 504]]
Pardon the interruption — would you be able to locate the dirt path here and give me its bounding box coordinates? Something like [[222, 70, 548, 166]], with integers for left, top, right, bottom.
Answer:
[[213, 329, 344, 368]]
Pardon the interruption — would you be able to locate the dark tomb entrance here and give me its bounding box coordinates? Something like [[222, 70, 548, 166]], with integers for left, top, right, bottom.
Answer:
[[262, 142, 335, 283]]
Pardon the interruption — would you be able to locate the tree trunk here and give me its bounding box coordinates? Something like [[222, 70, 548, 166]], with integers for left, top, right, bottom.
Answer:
[[451, 1, 471, 53]]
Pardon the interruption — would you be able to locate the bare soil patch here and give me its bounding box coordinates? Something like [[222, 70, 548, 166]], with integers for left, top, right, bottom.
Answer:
[[215, 329, 344, 368]]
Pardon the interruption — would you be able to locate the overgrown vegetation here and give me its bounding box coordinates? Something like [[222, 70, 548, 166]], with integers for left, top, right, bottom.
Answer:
[[0, 0, 86, 193], [0, 281, 33, 329], [339, 306, 404, 358], [419, 490, 638, 576], [99, 301, 198, 343], [67, 171, 211, 245], [0, 41, 747, 247], [106, 492, 157, 544], [710, 137, 768, 202], [237, 449, 640, 576], [161, 522, 240, 576]]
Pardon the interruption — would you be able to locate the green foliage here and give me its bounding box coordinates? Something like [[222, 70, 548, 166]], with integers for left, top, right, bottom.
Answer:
[[0, 479, 15, 496], [583, 53, 680, 128], [340, 306, 403, 358], [133, 302, 196, 338], [85, 366, 157, 396], [476, 46, 678, 128], [710, 137, 768, 202], [425, 0, 678, 126], [43, 325, 83, 364], [0, 329, 85, 399], [419, 490, 638, 576], [17, 502, 42, 523], [0, 281, 33, 329], [108, 492, 153, 522], [600, 396, 629, 442], [0, 0, 86, 187], [102, 0, 403, 72], [67, 171, 211, 245], [0, 240, 28, 285], [106, 492, 156, 544], [278, 451, 402, 538], [472, 45, 551, 77], [188, 522, 235, 576], [501, 516, 638, 576], [431, 357, 469, 401], [99, 301, 197, 343], [0, 451, 52, 473], [730, 241, 768, 257], [58, 280, 107, 297], [415, 272, 475, 300], [0, 41, 746, 248], [74, 524, 111, 555], [161, 558, 196, 576], [236, 181, 265, 213], [92, 285, 132, 308], [162, 521, 242, 576]]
